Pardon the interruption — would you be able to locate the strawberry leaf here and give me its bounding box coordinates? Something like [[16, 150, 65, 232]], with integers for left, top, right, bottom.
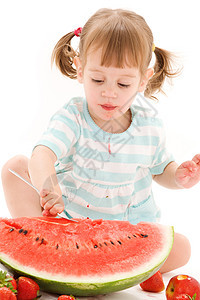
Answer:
[[186, 294, 197, 300], [0, 270, 17, 294]]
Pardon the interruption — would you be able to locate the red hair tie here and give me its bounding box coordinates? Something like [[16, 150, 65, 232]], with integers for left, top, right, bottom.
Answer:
[[74, 27, 82, 37]]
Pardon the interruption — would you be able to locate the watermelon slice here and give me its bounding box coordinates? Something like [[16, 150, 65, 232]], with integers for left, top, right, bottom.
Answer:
[[0, 217, 173, 296]]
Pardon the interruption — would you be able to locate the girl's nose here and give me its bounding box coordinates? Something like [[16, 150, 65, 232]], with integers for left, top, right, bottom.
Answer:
[[101, 89, 117, 98]]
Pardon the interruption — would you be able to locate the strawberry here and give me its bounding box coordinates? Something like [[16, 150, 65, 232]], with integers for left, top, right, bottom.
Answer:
[[0, 271, 17, 294], [0, 287, 17, 299], [57, 295, 76, 300], [17, 276, 40, 300], [9, 277, 17, 291], [140, 271, 165, 292]]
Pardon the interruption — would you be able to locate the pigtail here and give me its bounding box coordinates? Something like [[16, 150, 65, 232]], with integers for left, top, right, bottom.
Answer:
[[51, 32, 78, 79], [145, 47, 180, 100]]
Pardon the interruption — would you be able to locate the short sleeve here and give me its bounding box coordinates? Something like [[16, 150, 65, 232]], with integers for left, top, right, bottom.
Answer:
[[34, 99, 81, 160], [150, 120, 174, 175]]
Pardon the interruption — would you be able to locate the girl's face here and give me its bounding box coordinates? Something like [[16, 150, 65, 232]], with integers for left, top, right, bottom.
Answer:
[[74, 48, 153, 130]]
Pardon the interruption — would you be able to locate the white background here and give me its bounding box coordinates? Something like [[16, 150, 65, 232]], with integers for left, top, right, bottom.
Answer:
[[0, 0, 199, 278]]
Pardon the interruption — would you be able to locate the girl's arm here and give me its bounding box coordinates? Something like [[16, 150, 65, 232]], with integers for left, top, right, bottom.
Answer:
[[28, 145, 64, 215], [153, 161, 183, 189], [153, 154, 200, 189], [29, 145, 57, 190]]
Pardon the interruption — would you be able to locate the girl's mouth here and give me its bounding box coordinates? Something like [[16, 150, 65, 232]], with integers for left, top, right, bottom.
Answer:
[[100, 104, 118, 111]]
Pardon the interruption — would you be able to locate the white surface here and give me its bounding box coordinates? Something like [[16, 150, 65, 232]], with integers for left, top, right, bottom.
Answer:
[[0, 2, 200, 298]]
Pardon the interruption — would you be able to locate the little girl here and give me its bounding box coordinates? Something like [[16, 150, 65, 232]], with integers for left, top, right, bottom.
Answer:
[[2, 8, 200, 273]]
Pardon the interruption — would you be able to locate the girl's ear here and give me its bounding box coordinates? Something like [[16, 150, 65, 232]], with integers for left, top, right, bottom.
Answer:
[[138, 68, 154, 92], [74, 56, 83, 83]]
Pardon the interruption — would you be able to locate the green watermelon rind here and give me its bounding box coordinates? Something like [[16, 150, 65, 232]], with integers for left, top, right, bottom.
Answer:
[[1, 260, 163, 296], [0, 226, 174, 296]]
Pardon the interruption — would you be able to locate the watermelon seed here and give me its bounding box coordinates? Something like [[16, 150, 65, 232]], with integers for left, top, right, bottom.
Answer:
[[110, 241, 115, 245], [133, 234, 137, 238], [23, 230, 28, 235], [140, 234, 148, 238], [19, 229, 24, 233], [104, 242, 108, 246], [128, 236, 131, 239], [99, 243, 102, 247], [94, 245, 98, 248], [40, 238, 47, 245], [56, 244, 59, 250], [76, 243, 79, 249], [9, 228, 14, 232], [36, 237, 39, 241], [117, 241, 122, 245]]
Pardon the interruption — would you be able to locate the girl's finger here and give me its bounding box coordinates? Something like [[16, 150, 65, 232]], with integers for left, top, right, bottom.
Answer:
[[40, 194, 53, 207], [180, 160, 197, 172], [192, 154, 200, 165], [40, 192, 60, 207], [43, 198, 57, 211], [42, 209, 52, 217], [49, 204, 64, 215], [40, 189, 50, 198]]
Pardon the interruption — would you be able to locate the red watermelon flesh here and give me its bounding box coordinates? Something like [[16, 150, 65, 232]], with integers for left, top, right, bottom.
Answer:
[[0, 217, 174, 296]]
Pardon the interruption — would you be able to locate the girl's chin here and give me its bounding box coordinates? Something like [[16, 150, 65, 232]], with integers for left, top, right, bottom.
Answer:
[[99, 113, 118, 121]]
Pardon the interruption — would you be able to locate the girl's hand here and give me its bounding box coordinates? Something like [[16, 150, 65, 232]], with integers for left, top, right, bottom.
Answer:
[[40, 188, 64, 216], [175, 154, 200, 188]]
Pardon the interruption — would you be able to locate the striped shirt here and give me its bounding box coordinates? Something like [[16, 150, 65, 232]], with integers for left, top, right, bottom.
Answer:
[[35, 97, 174, 224]]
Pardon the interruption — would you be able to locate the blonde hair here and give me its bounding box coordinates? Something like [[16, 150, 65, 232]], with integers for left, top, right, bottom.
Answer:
[[52, 8, 179, 99]]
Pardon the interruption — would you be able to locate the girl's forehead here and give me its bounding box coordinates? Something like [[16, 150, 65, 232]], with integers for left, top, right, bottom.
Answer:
[[85, 48, 140, 76]]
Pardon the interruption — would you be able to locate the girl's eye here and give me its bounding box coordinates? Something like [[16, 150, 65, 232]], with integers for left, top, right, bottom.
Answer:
[[92, 79, 104, 84], [118, 83, 130, 88], [92, 79, 130, 88]]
